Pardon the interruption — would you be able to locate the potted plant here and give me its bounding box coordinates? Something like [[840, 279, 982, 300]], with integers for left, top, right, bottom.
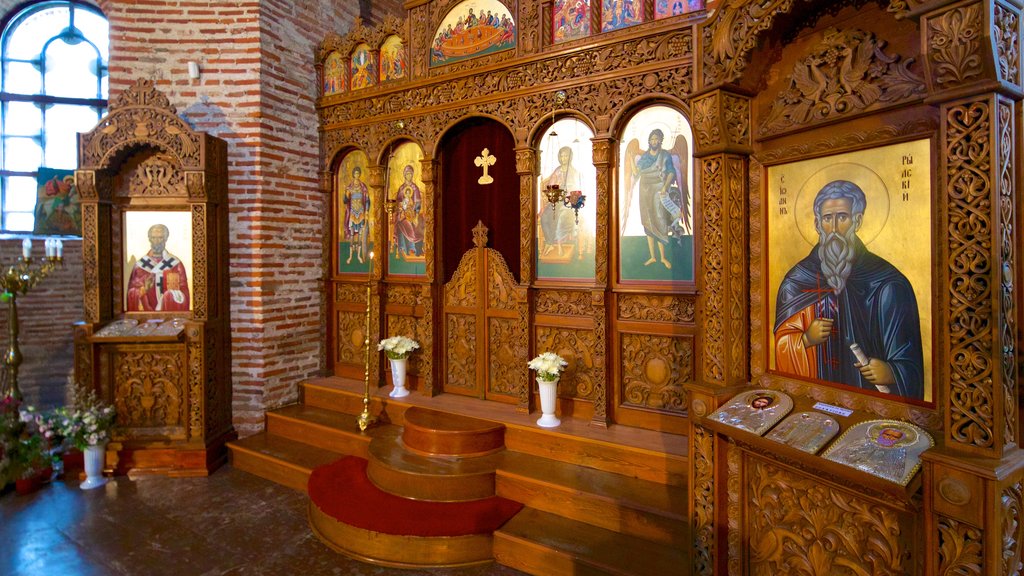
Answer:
[[378, 336, 420, 398], [1, 397, 59, 495], [57, 386, 116, 490], [527, 352, 568, 428]]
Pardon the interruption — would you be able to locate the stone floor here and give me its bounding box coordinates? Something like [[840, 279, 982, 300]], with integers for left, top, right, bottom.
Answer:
[[0, 465, 527, 576]]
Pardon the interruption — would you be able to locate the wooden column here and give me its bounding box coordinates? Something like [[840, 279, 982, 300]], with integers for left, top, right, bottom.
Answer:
[[419, 158, 438, 396], [918, 0, 1024, 573], [366, 165, 385, 388], [591, 137, 614, 427], [686, 87, 752, 576]]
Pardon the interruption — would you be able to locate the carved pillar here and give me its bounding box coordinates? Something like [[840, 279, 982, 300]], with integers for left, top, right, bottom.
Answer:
[[920, 1, 1024, 573], [367, 165, 385, 387], [690, 89, 751, 388], [515, 147, 537, 285], [686, 87, 751, 576], [420, 158, 437, 396], [591, 137, 614, 426]]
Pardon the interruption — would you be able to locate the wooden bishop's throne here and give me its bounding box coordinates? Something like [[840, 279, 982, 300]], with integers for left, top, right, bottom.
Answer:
[[74, 79, 233, 476]]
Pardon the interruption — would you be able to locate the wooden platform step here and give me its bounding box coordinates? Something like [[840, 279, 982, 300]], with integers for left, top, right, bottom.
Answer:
[[496, 451, 689, 545], [299, 377, 688, 485], [367, 429, 503, 501], [403, 406, 506, 456], [494, 507, 688, 576], [266, 404, 397, 458], [227, 432, 343, 493]]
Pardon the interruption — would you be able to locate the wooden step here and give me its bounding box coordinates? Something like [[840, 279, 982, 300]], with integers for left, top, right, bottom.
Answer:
[[227, 432, 344, 493], [302, 378, 412, 424], [494, 508, 688, 576], [300, 377, 688, 486], [266, 404, 397, 458], [366, 430, 502, 501], [403, 406, 506, 456], [496, 452, 688, 545], [504, 426, 688, 487]]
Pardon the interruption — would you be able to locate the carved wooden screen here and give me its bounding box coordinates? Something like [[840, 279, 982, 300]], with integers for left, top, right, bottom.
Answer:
[[443, 222, 527, 404]]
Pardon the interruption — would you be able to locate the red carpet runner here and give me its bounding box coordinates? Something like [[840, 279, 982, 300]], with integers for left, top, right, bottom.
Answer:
[[308, 456, 523, 537]]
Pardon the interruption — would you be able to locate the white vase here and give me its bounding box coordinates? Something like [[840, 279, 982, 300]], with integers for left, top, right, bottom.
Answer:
[[389, 357, 410, 398], [536, 377, 561, 428], [80, 443, 109, 490]]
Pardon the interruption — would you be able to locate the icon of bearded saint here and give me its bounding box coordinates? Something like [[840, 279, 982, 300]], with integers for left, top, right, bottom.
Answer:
[[773, 180, 924, 399]]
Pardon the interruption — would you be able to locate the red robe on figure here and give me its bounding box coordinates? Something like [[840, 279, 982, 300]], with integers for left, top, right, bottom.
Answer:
[[126, 250, 190, 312]]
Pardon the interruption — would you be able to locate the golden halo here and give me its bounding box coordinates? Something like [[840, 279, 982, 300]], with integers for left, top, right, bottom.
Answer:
[[866, 422, 917, 448], [792, 162, 890, 247]]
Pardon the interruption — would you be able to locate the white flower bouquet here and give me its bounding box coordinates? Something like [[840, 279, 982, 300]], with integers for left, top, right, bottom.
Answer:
[[57, 387, 116, 451], [528, 352, 568, 382], [378, 336, 420, 360]]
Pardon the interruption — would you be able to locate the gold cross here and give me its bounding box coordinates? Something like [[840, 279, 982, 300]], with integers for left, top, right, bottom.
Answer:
[[474, 148, 496, 185]]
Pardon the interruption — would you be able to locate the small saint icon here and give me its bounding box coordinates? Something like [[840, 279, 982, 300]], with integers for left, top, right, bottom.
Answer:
[[475, 148, 496, 185]]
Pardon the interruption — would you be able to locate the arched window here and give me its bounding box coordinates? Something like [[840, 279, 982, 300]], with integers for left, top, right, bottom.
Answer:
[[1, 1, 108, 232]]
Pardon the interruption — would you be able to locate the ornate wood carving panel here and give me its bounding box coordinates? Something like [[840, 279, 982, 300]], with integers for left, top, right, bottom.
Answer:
[[536, 290, 594, 317], [187, 325, 203, 439], [725, 155, 748, 385], [80, 79, 203, 170], [445, 251, 478, 307], [192, 204, 208, 321], [618, 294, 695, 323], [937, 516, 983, 575], [336, 310, 366, 366], [943, 96, 998, 452], [125, 155, 187, 197], [112, 349, 187, 437], [592, 139, 610, 285], [747, 456, 911, 575], [997, 99, 1017, 450], [536, 326, 598, 401], [487, 249, 520, 311], [701, 156, 725, 384], [692, 424, 715, 576], [924, 4, 984, 92], [445, 313, 477, 391], [1003, 482, 1024, 576], [994, 2, 1021, 89], [700, 0, 791, 88], [386, 283, 421, 307], [620, 333, 690, 413], [516, 148, 536, 284], [336, 282, 366, 303], [759, 28, 926, 138], [387, 313, 425, 377], [488, 317, 523, 398]]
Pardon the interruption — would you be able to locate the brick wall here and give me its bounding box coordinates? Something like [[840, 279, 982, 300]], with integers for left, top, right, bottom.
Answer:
[[1, 0, 406, 430], [0, 240, 83, 408]]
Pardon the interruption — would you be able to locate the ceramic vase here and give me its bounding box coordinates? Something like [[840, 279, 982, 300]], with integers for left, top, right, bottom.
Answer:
[[536, 377, 561, 428], [389, 357, 410, 398], [80, 443, 109, 490]]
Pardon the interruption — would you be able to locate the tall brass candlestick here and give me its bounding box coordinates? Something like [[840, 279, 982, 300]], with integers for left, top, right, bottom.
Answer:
[[357, 251, 376, 431], [1, 238, 64, 401]]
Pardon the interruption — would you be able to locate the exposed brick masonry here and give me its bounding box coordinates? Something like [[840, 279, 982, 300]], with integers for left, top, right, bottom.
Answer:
[[0, 0, 401, 431]]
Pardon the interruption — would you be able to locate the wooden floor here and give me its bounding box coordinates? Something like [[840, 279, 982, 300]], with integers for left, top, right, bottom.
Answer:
[[229, 377, 691, 576]]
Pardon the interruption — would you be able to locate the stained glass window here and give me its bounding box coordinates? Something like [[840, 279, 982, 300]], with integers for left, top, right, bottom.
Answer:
[[1, 1, 107, 232]]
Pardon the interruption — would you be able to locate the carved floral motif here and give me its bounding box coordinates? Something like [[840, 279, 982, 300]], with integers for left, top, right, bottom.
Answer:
[[536, 290, 594, 317], [701, 0, 791, 88], [1003, 482, 1024, 575], [445, 314, 477, 391], [336, 311, 366, 366], [937, 516, 983, 575], [760, 28, 926, 137], [691, 92, 721, 150], [620, 333, 690, 413], [445, 251, 478, 307], [994, 4, 1021, 87], [747, 457, 908, 575], [693, 425, 715, 575], [487, 249, 522, 311], [488, 318, 523, 397], [127, 155, 185, 197], [926, 5, 983, 89], [536, 326, 598, 400], [113, 351, 185, 431], [618, 294, 695, 323]]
